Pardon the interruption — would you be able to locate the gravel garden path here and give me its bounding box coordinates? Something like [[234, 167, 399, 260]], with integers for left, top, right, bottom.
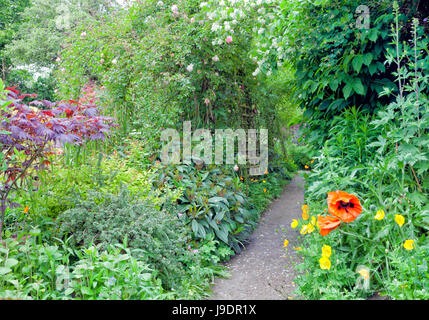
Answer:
[[209, 175, 305, 300]]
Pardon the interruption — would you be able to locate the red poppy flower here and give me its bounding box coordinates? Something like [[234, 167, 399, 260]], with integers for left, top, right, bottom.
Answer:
[[327, 190, 362, 223], [317, 215, 341, 236]]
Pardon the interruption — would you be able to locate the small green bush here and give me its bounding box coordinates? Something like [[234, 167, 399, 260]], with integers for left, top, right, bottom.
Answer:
[[0, 238, 167, 300], [56, 188, 196, 290], [151, 163, 259, 253]]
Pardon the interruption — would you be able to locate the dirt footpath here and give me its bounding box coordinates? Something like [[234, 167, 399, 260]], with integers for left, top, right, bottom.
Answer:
[[209, 175, 305, 300]]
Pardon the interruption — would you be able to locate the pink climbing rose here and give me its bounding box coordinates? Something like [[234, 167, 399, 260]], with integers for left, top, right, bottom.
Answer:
[[226, 36, 233, 44]]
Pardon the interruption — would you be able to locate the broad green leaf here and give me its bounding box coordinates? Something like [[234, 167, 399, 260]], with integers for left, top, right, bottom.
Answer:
[[208, 197, 228, 205], [352, 78, 365, 95], [363, 53, 373, 66], [215, 229, 229, 244], [81, 287, 93, 296], [343, 83, 353, 99], [329, 79, 339, 92], [5, 258, 18, 268], [369, 29, 378, 42], [352, 55, 363, 73], [0, 267, 12, 275], [65, 288, 74, 295], [191, 220, 199, 235], [141, 273, 152, 281], [368, 63, 378, 75]]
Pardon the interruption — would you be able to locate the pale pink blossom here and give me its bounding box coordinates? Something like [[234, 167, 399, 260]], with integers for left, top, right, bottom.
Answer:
[[226, 36, 233, 44], [171, 4, 179, 17]]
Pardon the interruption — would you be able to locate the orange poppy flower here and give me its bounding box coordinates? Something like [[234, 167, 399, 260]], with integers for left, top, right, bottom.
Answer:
[[327, 191, 362, 223], [317, 215, 341, 236]]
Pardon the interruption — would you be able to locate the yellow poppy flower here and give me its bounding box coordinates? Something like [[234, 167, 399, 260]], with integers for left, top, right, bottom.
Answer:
[[310, 216, 316, 226], [395, 214, 405, 227], [302, 205, 310, 220], [307, 223, 315, 234], [321, 245, 332, 258], [23, 206, 29, 214], [291, 219, 298, 229], [305, 165, 309, 169], [283, 239, 289, 248], [319, 256, 331, 270], [300, 225, 308, 235], [374, 209, 385, 220], [310, 160, 315, 164], [403, 239, 415, 251]]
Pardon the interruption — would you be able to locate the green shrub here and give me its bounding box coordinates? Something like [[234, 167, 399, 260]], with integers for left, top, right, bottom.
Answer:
[[56, 0, 279, 146], [293, 10, 428, 299], [56, 188, 197, 290], [260, 0, 428, 148], [151, 163, 259, 253], [0, 237, 167, 300]]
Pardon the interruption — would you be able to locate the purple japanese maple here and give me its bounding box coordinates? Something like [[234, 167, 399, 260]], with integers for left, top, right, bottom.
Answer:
[[0, 87, 117, 238]]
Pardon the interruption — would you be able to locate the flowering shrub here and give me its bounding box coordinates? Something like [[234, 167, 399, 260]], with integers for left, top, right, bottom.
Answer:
[[289, 8, 428, 298], [199, 0, 279, 76], [55, 0, 285, 154]]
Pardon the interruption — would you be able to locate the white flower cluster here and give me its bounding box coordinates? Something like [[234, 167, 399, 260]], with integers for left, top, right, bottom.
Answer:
[[201, 0, 282, 77]]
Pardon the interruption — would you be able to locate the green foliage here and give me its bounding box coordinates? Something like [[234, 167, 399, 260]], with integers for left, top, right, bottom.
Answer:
[[384, 242, 429, 299], [0, 0, 30, 69], [265, 62, 302, 126], [5, 68, 55, 100], [294, 10, 428, 299], [56, 188, 196, 290], [5, 0, 118, 68], [242, 171, 290, 214], [256, 0, 428, 148], [55, 0, 281, 153], [151, 163, 259, 253], [0, 237, 167, 300]]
